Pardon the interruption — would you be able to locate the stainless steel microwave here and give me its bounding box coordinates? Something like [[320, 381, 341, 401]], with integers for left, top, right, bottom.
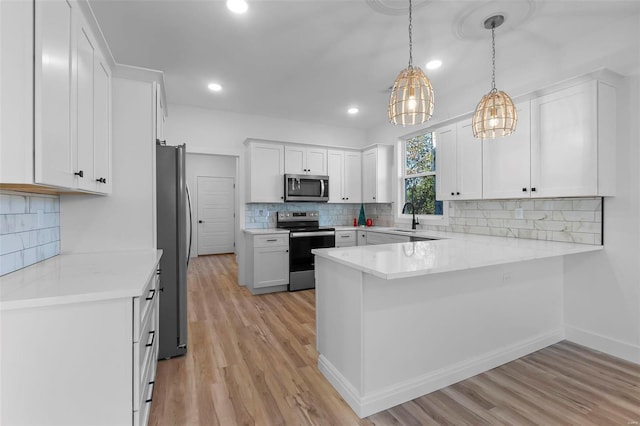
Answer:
[[284, 174, 329, 202]]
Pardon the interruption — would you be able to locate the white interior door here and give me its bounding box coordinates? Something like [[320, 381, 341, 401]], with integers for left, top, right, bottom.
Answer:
[[197, 176, 235, 255]]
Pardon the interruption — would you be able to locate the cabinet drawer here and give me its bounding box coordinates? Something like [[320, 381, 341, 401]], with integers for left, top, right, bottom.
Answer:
[[335, 230, 356, 248], [254, 234, 288, 247], [134, 354, 156, 426], [133, 299, 157, 409], [133, 268, 159, 342]]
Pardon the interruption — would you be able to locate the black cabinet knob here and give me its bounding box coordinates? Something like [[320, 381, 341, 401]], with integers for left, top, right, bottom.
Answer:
[[198, 220, 203, 223], [522, 187, 527, 192], [280, 196, 284, 199], [456, 192, 460, 195], [531, 187, 537, 192], [451, 192, 454, 196], [95, 177, 106, 183], [74, 170, 84, 178]]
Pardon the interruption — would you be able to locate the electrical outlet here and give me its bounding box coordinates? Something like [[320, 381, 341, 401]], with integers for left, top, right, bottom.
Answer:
[[515, 207, 524, 219]]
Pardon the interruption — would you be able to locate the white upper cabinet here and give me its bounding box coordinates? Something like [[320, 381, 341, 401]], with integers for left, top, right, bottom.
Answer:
[[247, 141, 285, 203], [530, 80, 615, 197], [436, 120, 482, 201], [2, 0, 112, 194], [327, 150, 361, 203], [285, 146, 327, 175], [362, 145, 393, 203], [482, 102, 532, 199], [93, 56, 112, 193], [483, 80, 616, 199], [34, 0, 76, 189]]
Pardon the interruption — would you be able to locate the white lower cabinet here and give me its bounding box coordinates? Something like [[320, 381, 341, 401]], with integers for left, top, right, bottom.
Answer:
[[335, 230, 356, 247], [245, 233, 290, 293], [1, 260, 160, 426]]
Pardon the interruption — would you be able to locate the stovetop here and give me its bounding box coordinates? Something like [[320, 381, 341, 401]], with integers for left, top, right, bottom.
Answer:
[[277, 211, 334, 233]]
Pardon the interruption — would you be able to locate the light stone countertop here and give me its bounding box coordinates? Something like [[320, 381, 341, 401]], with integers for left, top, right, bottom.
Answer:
[[313, 229, 602, 280], [0, 250, 162, 310]]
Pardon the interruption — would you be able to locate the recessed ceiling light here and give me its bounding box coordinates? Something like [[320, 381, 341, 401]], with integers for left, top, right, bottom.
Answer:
[[227, 0, 248, 14], [208, 83, 222, 92], [347, 107, 359, 114], [426, 59, 442, 70]]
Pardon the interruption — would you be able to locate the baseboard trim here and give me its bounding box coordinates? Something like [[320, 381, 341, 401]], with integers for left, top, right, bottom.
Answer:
[[318, 329, 564, 418], [565, 324, 640, 364]]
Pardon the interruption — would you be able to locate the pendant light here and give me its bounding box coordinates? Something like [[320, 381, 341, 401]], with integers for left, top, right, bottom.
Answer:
[[388, 0, 434, 126], [472, 15, 517, 139]]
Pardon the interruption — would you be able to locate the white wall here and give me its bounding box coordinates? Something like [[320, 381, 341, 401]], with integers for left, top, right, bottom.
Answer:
[[61, 78, 156, 253], [186, 153, 238, 257], [564, 74, 640, 363], [165, 103, 368, 155]]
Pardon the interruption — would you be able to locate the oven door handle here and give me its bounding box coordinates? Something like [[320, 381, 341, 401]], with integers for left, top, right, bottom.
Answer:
[[290, 231, 335, 238]]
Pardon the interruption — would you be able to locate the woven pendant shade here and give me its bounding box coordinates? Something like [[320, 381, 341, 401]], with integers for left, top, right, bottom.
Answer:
[[388, 66, 434, 126], [472, 89, 517, 139], [472, 14, 517, 139]]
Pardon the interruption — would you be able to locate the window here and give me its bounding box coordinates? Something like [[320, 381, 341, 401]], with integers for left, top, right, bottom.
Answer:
[[400, 132, 444, 217]]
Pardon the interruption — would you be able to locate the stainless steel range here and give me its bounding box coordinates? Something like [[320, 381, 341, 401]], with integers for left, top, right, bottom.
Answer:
[[277, 211, 335, 291]]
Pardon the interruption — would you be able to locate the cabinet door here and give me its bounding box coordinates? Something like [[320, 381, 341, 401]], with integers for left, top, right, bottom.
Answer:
[[435, 124, 456, 201], [344, 151, 362, 203], [306, 148, 327, 175], [249, 143, 284, 202], [284, 145, 306, 174], [483, 101, 531, 199], [254, 246, 289, 288], [34, 0, 75, 188], [327, 150, 344, 202], [456, 120, 483, 200], [530, 81, 598, 197], [362, 148, 377, 202], [93, 58, 111, 194], [76, 25, 96, 192]]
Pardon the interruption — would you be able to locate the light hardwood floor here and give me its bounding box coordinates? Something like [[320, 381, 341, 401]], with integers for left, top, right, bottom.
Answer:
[[149, 254, 640, 425]]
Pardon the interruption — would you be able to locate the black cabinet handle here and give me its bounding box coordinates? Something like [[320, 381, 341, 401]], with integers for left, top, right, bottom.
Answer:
[[156, 268, 161, 275], [531, 187, 537, 192], [373, 196, 376, 200], [280, 196, 284, 200], [451, 192, 454, 196], [456, 192, 460, 195], [198, 220, 203, 223], [285, 249, 289, 252], [146, 330, 156, 347], [346, 197, 349, 200], [74, 170, 84, 178], [95, 177, 106, 183], [522, 187, 528, 192], [145, 381, 155, 403], [145, 288, 156, 301]]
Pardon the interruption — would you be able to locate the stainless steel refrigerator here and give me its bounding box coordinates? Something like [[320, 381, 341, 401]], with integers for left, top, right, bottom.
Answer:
[[156, 141, 192, 359]]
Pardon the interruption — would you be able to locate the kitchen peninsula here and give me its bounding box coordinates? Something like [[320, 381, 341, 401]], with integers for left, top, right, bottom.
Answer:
[[312, 233, 602, 418]]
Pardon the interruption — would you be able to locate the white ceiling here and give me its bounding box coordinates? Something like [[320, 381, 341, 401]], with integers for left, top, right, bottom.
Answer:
[[90, 0, 640, 130]]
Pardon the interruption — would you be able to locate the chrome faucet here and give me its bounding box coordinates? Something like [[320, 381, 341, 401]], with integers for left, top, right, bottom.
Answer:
[[402, 202, 419, 230]]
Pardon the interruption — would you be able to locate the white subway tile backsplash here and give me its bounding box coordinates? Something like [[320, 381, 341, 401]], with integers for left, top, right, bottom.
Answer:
[[420, 196, 603, 246], [245, 197, 603, 246], [1, 192, 60, 276]]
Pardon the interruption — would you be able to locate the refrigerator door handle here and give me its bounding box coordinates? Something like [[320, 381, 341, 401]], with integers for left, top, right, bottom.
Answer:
[[186, 185, 193, 266]]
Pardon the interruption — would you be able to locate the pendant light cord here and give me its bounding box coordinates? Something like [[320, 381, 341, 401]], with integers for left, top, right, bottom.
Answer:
[[491, 23, 496, 92], [408, 0, 413, 68]]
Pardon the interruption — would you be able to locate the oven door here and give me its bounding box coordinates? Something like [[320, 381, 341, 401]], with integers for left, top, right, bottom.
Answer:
[[289, 231, 335, 272]]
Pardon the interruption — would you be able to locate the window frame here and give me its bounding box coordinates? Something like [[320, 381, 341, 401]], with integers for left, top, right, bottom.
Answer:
[[395, 133, 449, 227]]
